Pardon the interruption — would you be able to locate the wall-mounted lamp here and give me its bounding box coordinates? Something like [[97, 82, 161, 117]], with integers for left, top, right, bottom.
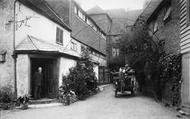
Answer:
[[0, 50, 7, 63]]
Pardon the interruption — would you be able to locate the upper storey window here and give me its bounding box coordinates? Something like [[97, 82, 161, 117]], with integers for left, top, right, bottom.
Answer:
[[78, 10, 86, 21], [56, 27, 63, 45], [74, 5, 86, 21], [163, 0, 172, 23]]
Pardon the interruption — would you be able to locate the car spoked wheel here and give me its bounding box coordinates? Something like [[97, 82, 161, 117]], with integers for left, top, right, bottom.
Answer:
[[115, 90, 118, 97], [133, 80, 139, 95]]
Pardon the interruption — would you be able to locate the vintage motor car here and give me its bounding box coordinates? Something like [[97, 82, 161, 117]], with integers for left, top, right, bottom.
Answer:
[[114, 68, 138, 97]]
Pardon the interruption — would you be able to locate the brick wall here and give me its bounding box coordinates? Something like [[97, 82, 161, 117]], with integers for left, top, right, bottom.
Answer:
[[0, 0, 15, 91], [148, 0, 180, 55], [146, 0, 181, 105]]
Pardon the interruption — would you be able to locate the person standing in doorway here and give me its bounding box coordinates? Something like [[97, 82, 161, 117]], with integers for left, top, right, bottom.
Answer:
[[34, 67, 43, 99]]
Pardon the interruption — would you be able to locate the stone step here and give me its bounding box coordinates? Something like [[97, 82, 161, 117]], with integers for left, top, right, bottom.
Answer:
[[179, 104, 190, 116], [28, 102, 62, 109], [29, 98, 58, 105]]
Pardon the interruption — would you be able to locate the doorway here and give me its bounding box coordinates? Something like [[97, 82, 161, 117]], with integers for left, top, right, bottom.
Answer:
[[30, 58, 58, 99]]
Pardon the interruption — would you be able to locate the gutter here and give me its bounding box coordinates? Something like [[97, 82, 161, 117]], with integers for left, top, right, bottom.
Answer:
[[13, 0, 18, 98]]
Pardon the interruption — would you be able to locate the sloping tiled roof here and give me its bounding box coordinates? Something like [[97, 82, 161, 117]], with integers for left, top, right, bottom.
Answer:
[[16, 35, 60, 51], [46, 0, 106, 55], [18, 0, 71, 31], [88, 13, 112, 34], [137, 0, 164, 22], [46, 0, 70, 26], [87, 7, 142, 34], [106, 9, 142, 34], [16, 35, 81, 57], [87, 6, 105, 14]]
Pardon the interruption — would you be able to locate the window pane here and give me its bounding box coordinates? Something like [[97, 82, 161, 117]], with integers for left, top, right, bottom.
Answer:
[[56, 27, 59, 43], [60, 29, 63, 43], [74, 6, 78, 14]]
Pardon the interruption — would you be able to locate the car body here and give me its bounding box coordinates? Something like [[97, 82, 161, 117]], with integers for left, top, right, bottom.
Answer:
[[114, 69, 138, 97]]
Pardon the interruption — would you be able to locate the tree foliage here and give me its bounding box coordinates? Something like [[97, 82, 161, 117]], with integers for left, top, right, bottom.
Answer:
[[120, 18, 182, 106]]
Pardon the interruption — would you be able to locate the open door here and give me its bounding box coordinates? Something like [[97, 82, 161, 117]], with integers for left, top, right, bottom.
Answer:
[[31, 58, 58, 99]]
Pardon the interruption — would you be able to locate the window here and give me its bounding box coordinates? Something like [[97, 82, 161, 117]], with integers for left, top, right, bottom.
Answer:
[[112, 47, 119, 57], [153, 21, 158, 33], [163, 0, 172, 23], [70, 41, 77, 51], [163, 6, 171, 22], [56, 27, 63, 44], [78, 10, 86, 21], [74, 6, 78, 15], [81, 45, 86, 52], [101, 33, 106, 40], [87, 19, 93, 27], [86, 18, 91, 25], [92, 26, 98, 31]]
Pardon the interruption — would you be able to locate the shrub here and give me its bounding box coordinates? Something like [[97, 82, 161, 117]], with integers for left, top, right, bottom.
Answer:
[[159, 53, 182, 106], [0, 86, 14, 103], [0, 86, 14, 110], [60, 49, 98, 100]]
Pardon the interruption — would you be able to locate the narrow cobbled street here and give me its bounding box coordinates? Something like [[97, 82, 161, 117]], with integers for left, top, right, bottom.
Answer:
[[1, 85, 185, 119]]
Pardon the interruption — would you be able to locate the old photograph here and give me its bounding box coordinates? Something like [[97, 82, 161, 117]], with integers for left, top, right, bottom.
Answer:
[[0, 0, 190, 119]]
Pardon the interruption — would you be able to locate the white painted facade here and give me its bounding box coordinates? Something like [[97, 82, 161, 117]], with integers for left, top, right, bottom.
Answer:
[[16, 54, 30, 97], [180, 0, 190, 112], [15, 2, 81, 97], [58, 57, 77, 86], [15, 2, 81, 57]]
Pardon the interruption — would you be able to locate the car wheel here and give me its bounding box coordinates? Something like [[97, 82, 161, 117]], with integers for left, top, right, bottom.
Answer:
[[115, 90, 118, 97]]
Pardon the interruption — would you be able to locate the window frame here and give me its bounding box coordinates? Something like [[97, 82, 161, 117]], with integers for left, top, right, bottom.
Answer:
[[153, 21, 158, 33], [163, 6, 172, 22], [112, 47, 120, 57], [71, 41, 77, 51], [56, 27, 63, 45]]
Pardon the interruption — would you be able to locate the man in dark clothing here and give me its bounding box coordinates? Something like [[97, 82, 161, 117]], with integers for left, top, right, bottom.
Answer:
[[34, 67, 43, 99]]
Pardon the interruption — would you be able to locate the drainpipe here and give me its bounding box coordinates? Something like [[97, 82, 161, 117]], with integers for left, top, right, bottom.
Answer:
[[13, 0, 18, 98]]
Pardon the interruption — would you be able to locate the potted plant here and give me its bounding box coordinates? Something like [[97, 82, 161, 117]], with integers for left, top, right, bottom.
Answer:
[[16, 95, 30, 110]]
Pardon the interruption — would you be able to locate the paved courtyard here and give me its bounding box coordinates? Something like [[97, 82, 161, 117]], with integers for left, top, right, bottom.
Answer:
[[0, 85, 186, 119]]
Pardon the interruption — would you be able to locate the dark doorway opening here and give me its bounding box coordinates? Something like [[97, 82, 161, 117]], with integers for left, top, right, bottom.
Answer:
[[31, 58, 58, 99]]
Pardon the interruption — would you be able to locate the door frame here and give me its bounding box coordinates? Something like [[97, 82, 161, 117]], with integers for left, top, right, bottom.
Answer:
[[29, 55, 59, 99]]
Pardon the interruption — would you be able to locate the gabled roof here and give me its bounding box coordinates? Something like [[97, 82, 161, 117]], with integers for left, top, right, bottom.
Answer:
[[18, 0, 71, 31]]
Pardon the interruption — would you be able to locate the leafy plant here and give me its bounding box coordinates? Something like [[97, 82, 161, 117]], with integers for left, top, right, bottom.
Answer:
[[0, 86, 14, 110], [159, 53, 182, 106], [60, 48, 98, 101], [0, 86, 13, 103]]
